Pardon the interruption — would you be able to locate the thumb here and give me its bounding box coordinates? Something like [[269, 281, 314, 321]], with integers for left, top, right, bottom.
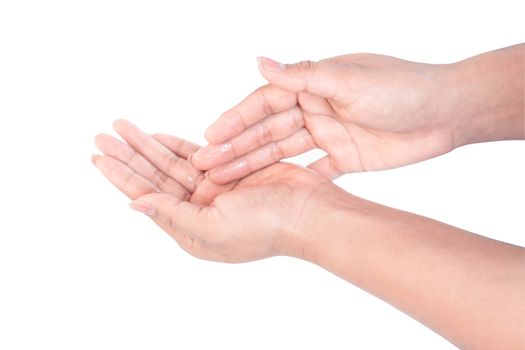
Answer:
[[256, 56, 341, 99], [129, 193, 207, 239]]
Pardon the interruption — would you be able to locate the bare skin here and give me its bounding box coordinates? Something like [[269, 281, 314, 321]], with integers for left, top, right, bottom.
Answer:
[[191, 44, 524, 183], [93, 120, 337, 262], [93, 120, 524, 350], [92, 45, 525, 349]]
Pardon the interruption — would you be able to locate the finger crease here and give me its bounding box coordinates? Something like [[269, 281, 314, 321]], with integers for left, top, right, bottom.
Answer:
[[259, 90, 274, 116], [151, 168, 169, 189], [163, 153, 182, 175], [269, 142, 283, 162]]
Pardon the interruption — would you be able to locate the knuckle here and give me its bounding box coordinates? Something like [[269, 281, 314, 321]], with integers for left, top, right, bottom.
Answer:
[[255, 122, 273, 146], [303, 131, 316, 148], [151, 169, 169, 189], [257, 90, 274, 116], [121, 172, 136, 195], [243, 158, 254, 174], [163, 153, 181, 174], [268, 142, 283, 162], [181, 234, 195, 253], [291, 107, 304, 129], [233, 110, 247, 129], [192, 173, 205, 189], [124, 150, 139, 165], [171, 137, 185, 155], [296, 60, 317, 73]]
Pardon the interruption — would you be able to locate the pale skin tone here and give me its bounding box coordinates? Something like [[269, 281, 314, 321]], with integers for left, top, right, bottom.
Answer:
[[191, 44, 524, 183], [93, 45, 524, 349]]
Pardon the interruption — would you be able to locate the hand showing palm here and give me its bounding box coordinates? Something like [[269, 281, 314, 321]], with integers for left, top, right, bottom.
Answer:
[[92, 120, 346, 263], [191, 54, 463, 183]]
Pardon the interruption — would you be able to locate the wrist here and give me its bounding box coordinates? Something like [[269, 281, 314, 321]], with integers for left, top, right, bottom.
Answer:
[[446, 45, 524, 147], [287, 189, 380, 264]]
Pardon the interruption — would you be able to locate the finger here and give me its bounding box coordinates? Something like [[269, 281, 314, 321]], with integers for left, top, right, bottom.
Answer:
[[150, 133, 236, 206], [257, 57, 346, 100], [113, 119, 202, 192], [192, 106, 304, 170], [297, 91, 337, 116], [129, 192, 228, 262], [95, 133, 189, 199], [130, 192, 216, 243], [190, 178, 237, 206], [152, 133, 200, 160], [307, 155, 344, 180], [301, 113, 363, 174], [204, 84, 297, 144], [91, 154, 157, 199], [208, 128, 316, 184]]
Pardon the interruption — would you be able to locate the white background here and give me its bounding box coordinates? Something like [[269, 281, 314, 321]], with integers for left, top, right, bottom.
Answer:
[[0, 1, 523, 349]]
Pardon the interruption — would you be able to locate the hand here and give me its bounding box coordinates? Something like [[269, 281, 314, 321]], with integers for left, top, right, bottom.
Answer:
[[92, 120, 351, 263], [190, 54, 472, 183], [92, 120, 525, 350]]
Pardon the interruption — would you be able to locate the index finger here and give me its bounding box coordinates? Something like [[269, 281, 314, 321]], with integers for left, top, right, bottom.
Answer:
[[204, 85, 297, 144]]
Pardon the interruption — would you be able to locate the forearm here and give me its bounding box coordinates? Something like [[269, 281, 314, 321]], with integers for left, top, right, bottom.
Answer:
[[302, 197, 525, 349], [449, 44, 524, 146]]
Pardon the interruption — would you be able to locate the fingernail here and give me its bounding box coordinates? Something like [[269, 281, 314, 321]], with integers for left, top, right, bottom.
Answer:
[[129, 201, 156, 216], [91, 154, 100, 165], [256, 56, 285, 72]]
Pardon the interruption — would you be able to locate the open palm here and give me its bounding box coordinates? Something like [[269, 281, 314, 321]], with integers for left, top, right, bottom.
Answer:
[[93, 120, 341, 263]]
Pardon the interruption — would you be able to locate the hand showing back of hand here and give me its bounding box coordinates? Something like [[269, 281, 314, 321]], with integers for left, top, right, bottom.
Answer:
[[191, 53, 466, 183]]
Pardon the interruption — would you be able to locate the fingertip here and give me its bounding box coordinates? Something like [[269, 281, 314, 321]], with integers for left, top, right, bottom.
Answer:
[[129, 200, 157, 217], [255, 56, 266, 75], [256, 57, 287, 86], [188, 148, 201, 167], [112, 118, 131, 132], [91, 154, 100, 165], [189, 148, 210, 171], [94, 133, 110, 148], [112, 118, 124, 129], [93, 135, 107, 153], [205, 112, 243, 144], [192, 142, 236, 171], [203, 127, 215, 143], [132, 192, 160, 208], [256, 56, 285, 73], [93, 133, 103, 146], [186, 151, 194, 163], [204, 124, 225, 144], [151, 133, 167, 145], [206, 168, 235, 186], [205, 169, 220, 184]]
